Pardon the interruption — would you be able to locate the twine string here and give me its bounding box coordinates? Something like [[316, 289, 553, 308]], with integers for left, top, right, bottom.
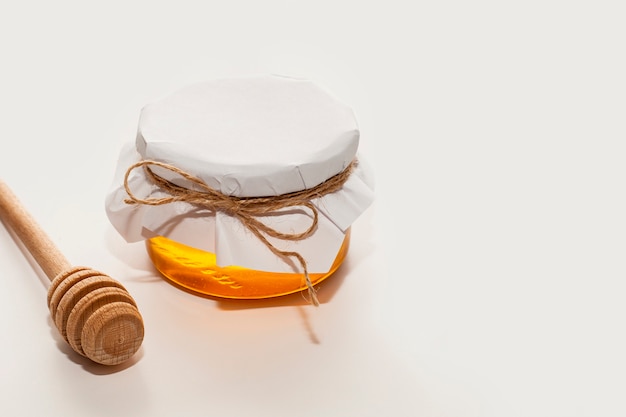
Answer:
[[123, 159, 356, 306]]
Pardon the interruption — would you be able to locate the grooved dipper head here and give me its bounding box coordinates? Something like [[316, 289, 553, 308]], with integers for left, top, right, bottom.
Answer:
[[48, 267, 144, 365]]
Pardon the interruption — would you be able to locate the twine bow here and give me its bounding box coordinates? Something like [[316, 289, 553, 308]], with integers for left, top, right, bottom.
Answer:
[[123, 159, 356, 306]]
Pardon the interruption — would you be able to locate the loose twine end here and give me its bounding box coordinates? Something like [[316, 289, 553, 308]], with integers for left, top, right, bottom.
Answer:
[[304, 271, 320, 307], [123, 159, 356, 306]]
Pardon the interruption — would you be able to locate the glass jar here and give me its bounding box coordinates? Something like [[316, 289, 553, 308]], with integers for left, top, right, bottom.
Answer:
[[105, 75, 374, 301]]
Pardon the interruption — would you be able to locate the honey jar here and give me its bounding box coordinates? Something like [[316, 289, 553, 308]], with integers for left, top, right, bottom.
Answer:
[[105, 75, 374, 302]]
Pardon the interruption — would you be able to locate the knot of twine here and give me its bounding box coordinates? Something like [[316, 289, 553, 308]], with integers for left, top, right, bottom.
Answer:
[[123, 159, 357, 306]]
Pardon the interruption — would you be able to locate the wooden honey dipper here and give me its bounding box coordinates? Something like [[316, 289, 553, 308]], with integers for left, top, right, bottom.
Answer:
[[0, 180, 144, 366]]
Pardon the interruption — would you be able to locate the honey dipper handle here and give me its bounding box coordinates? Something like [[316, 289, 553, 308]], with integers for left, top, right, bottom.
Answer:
[[0, 180, 71, 280]]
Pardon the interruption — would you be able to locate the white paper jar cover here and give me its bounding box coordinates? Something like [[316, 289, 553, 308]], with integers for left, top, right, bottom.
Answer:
[[105, 75, 375, 274]]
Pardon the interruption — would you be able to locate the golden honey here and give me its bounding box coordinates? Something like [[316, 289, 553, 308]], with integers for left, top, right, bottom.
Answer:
[[146, 229, 351, 299]]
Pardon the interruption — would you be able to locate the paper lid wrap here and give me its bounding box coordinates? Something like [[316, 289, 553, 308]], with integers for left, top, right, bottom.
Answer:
[[105, 75, 374, 273]]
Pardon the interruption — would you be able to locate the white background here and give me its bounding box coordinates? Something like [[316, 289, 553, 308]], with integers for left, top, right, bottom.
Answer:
[[1, 1, 625, 416]]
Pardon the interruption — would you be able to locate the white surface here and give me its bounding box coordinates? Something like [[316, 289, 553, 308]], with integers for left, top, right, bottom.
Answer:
[[0, 1, 625, 416]]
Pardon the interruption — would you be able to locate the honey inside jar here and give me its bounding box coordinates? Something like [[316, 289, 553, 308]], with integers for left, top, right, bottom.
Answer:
[[146, 229, 351, 299]]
